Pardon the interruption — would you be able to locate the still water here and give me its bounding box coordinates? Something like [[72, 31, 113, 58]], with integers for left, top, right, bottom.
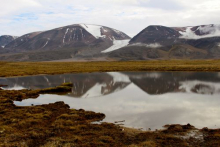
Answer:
[[1, 72, 220, 130]]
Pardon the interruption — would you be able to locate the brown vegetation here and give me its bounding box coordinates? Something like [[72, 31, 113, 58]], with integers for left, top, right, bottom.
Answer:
[[1, 84, 220, 146], [0, 60, 220, 77]]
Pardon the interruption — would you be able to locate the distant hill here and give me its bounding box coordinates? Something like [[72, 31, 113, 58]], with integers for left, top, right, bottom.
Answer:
[[0, 35, 18, 48]]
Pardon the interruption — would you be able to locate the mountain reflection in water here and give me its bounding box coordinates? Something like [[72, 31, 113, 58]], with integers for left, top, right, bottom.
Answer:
[[1, 72, 220, 96], [1, 72, 220, 130]]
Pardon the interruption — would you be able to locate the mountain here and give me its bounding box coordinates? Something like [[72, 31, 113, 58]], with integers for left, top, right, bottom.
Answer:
[[1, 24, 220, 61], [0, 35, 18, 48], [108, 24, 220, 60], [0, 24, 130, 61], [6, 24, 130, 51], [129, 25, 181, 49]]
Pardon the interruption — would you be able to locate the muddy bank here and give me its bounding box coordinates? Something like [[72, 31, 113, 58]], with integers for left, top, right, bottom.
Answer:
[[1, 84, 220, 146]]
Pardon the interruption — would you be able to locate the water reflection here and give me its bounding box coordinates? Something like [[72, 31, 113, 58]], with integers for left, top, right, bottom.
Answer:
[[1, 72, 220, 130], [1, 72, 220, 96], [0, 72, 131, 98]]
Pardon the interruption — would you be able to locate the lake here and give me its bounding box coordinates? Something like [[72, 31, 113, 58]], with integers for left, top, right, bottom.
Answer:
[[1, 72, 220, 130]]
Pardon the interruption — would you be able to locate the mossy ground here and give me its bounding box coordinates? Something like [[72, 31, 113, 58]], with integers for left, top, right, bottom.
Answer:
[[1, 84, 220, 146], [0, 60, 220, 77]]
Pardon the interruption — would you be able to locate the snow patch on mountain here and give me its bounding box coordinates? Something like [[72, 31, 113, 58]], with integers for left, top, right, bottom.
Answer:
[[13, 36, 19, 39], [129, 43, 162, 48], [102, 39, 130, 53], [179, 25, 220, 39], [218, 43, 220, 47], [80, 24, 103, 38], [42, 41, 49, 48], [197, 24, 220, 34], [102, 27, 108, 33], [145, 43, 162, 48], [63, 28, 69, 43]]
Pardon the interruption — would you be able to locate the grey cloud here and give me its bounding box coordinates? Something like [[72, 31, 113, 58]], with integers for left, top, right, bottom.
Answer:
[[0, 0, 220, 37], [139, 0, 185, 10]]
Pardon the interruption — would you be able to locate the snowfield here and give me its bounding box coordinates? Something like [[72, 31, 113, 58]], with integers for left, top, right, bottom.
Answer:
[[80, 24, 103, 38], [102, 39, 130, 53], [128, 43, 162, 48], [179, 25, 220, 39]]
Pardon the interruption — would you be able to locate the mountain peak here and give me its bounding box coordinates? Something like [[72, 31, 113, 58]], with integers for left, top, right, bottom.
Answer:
[[3, 23, 130, 59], [0, 35, 19, 48], [129, 25, 180, 45]]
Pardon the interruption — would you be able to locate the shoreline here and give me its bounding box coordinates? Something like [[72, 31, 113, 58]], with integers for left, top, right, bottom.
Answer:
[[1, 83, 220, 146]]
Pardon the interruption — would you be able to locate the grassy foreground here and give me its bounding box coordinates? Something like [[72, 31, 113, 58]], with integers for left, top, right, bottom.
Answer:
[[0, 60, 220, 77], [1, 84, 220, 146]]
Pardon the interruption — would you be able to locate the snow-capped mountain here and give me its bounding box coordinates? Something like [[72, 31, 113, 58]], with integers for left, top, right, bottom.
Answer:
[[107, 24, 220, 60], [5, 24, 130, 54], [0, 35, 18, 48], [129, 24, 220, 48], [1, 23, 220, 61]]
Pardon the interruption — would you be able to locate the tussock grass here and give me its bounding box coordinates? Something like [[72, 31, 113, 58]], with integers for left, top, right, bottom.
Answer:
[[1, 84, 220, 146], [0, 60, 220, 77]]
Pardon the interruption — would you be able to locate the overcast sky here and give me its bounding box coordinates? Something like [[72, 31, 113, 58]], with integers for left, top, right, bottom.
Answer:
[[0, 0, 220, 37]]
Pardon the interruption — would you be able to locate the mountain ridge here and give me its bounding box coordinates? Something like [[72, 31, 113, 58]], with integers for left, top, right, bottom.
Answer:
[[5, 24, 130, 51], [1, 23, 220, 61]]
